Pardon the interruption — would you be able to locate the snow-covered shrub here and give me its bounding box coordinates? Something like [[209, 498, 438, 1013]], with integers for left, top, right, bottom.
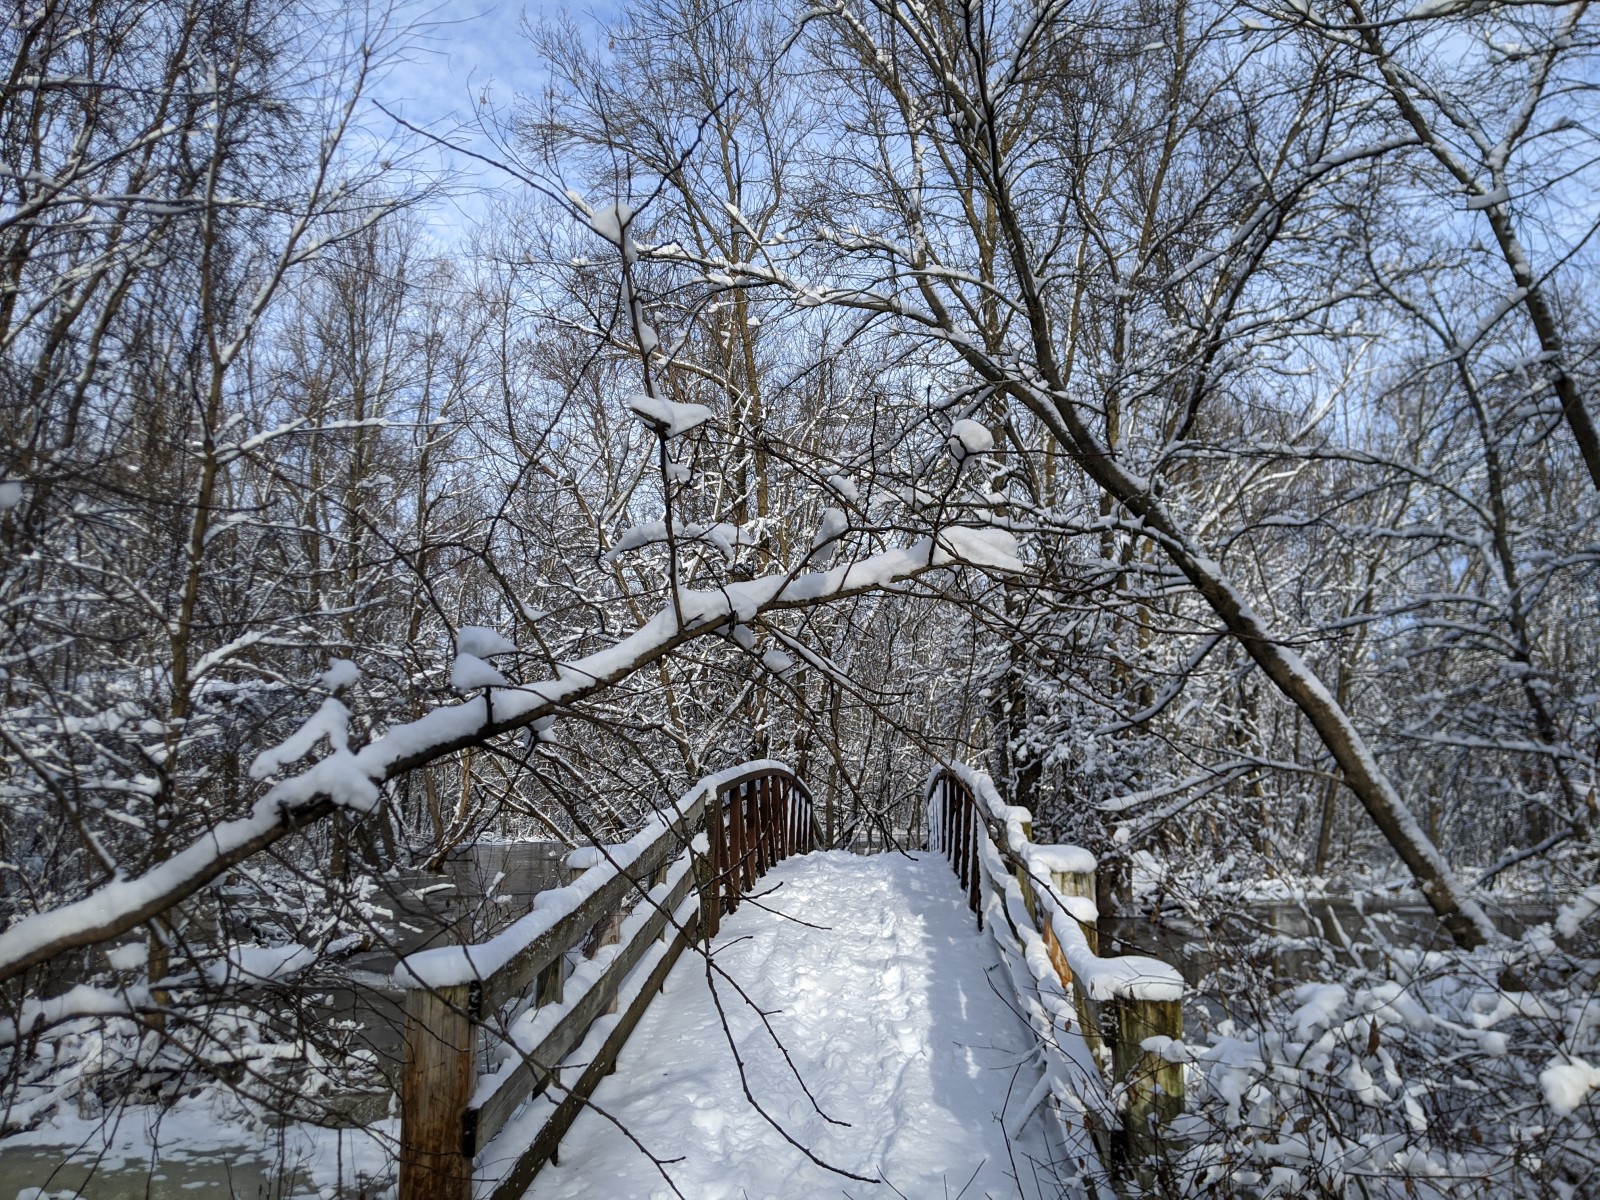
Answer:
[[1149, 893, 1600, 1198]]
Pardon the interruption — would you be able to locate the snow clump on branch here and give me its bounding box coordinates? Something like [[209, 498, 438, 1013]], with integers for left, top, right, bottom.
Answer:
[[808, 507, 848, 567], [947, 418, 995, 459], [1541, 1058, 1600, 1116], [457, 626, 516, 658], [629, 393, 714, 437], [588, 200, 638, 263], [246, 677, 379, 812], [318, 658, 360, 692], [825, 474, 859, 503], [452, 626, 516, 693], [761, 649, 796, 675]]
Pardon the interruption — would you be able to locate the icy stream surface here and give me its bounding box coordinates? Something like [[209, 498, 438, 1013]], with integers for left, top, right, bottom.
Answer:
[[522, 850, 1064, 1200]]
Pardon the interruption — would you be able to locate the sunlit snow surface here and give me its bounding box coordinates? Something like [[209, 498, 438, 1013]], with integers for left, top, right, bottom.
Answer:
[[523, 851, 1064, 1200]]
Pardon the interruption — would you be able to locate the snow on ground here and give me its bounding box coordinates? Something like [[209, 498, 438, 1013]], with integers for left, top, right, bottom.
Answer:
[[524, 850, 1064, 1200]]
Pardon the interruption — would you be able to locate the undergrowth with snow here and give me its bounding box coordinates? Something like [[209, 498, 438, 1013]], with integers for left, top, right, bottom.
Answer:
[[1152, 884, 1600, 1197]]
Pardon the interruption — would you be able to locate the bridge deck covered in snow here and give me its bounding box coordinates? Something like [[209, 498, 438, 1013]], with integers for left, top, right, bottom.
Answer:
[[524, 850, 1067, 1200], [394, 762, 1185, 1200]]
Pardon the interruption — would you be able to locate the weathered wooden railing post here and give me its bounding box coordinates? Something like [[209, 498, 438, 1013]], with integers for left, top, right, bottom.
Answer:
[[770, 778, 780, 862], [1110, 993, 1184, 1175], [768, 780, 779, 867], [535, 941, 564, 1007], [750, 780, 767, 876], [705, 784, 725, 935], [1042, 851, 1104, 1061], [966, 796, 982, 925], [955, 785, 969, 887], [399, 982, 475, 1200], [652, 860, 671, 944], [928, 765, 1186, 1194], [727, 784, 744, 909], [1051, 861, 1099, 954], [742, 782, 758, 884], [945, 777, 953, 857], [754, 780, 768, 874], [1010, 808, 1035, 920]]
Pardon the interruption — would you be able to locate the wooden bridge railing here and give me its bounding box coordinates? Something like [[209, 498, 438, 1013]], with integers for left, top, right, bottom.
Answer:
[[928, 764, 1185, 1183], [396, 760, 819, 1200]]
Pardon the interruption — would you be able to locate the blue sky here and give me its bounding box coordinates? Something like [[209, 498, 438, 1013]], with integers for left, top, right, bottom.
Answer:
[[377, 2, 529, 130], [366, 0, 618, 243]]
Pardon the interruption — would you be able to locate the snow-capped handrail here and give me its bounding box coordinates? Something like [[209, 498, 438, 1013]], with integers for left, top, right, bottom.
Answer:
[[926, 762, 1185, 1178], [398, 760, 818, 1200]]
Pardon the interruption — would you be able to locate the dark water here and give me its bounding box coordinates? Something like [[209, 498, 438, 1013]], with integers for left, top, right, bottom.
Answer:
[[0, 1148, 304, 1199], [0, 842, 570, 1196]]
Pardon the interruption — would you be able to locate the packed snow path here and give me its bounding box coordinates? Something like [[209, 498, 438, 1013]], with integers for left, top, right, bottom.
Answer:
[[520, 851, 1064, 1200]]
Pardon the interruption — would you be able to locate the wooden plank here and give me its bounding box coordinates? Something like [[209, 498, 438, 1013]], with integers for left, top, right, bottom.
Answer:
[[955, 788, 970, 889], [743, 785, 759, 886], [463, 792, 706, 1011], [768, 780, 780, 864], [779, 778, 791, 860], [652, 863, 670, 943], [762, 776, 777, 867], [944, 780, 955, 870], [752, 777, 769, 877], [760, 776, 774, 869], [739, 784, 754, 885], [749, 780, 762, 877], [728, 784, 747, 911], [705, 787, 724, 935], [469, 861, 699, 1152], [953, 790, 966, 883], [968, 811, 982, 919], [534, 862, 582, 1012], [940, 780, 953, 876], [942, 778, 954, 862], [535, 950, 564, 1009], [398, 983, 475, 1200], [486, 912, 703, 1200], [586, 889, 622, 1017]]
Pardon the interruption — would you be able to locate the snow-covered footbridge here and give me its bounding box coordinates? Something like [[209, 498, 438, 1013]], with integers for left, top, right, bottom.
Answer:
[[394, 764, 1187, 1200]]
